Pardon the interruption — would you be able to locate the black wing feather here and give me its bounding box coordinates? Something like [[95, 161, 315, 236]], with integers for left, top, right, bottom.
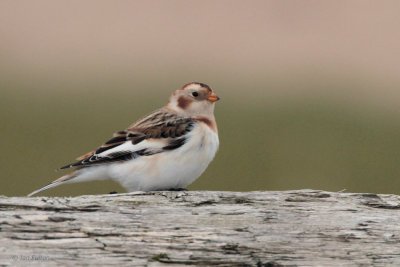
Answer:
[[58, 111, 195, 170]]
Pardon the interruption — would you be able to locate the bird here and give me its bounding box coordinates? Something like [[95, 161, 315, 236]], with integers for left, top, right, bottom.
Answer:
[[28, 82, 220, 197]]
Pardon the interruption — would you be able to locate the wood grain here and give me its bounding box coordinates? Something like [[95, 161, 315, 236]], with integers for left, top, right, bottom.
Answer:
[[1, 190, 400, 266]]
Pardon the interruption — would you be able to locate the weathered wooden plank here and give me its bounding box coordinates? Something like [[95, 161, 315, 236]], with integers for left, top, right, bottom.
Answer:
[[1, 190, 400, 266]]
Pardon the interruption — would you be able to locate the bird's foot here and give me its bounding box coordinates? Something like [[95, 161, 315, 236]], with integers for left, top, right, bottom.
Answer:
[[167, 188, 188, 191]]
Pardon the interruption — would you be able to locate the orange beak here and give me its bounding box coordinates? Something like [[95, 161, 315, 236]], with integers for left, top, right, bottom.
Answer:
[[207, 92, 220, 102]]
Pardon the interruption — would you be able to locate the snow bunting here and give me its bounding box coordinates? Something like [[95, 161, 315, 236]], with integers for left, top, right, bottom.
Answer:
[[28, 82, 220, 196]]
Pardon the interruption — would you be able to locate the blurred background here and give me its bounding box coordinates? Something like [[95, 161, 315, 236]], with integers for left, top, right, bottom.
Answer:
[[1, 0, 400, 197]]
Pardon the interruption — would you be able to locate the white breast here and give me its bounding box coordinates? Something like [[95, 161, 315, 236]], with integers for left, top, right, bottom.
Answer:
[[109, 123, 219, 191]]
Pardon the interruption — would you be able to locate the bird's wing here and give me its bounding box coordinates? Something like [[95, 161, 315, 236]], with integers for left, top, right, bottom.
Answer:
[[58, 109, 195, 169]]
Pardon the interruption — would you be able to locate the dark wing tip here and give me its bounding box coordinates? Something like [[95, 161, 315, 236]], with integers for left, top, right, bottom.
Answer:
[[57, 164, 72, 170], [58, 158, 88, 170], [56, 130, 133, 170]]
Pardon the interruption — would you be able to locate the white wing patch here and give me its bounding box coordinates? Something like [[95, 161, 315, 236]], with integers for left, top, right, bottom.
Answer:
[[96, 139, 168, 158]]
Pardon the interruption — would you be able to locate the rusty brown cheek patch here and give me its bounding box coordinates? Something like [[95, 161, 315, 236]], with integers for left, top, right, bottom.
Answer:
[[177, 96, 193, 109]]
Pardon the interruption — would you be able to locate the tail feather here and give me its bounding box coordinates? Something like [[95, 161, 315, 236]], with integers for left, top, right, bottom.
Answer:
[[27, 181, 64, 197], [27, 172, 77, 197]]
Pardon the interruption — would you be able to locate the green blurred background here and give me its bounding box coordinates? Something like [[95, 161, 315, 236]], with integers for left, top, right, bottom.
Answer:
[[1, 1, 400, 196]]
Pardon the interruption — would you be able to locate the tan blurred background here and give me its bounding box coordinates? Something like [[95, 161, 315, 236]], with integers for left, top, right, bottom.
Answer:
[[1, 0, 400, 196]]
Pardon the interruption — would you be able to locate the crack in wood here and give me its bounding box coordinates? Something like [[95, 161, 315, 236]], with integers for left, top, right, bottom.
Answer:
[[1, 190, 400, 266]]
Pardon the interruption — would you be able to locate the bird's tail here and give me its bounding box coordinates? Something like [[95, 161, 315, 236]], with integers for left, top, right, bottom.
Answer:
[[27, 172, 77, 197]]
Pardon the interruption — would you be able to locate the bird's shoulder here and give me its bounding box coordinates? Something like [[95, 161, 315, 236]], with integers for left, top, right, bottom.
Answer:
[[127, 108, 196, 139]]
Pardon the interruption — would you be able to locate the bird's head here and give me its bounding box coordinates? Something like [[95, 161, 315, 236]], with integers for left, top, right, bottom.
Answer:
[[167, 82, 220, 117]]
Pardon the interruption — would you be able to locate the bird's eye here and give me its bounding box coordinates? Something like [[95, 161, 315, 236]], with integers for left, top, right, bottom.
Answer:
[[192, 92, 199, 97]]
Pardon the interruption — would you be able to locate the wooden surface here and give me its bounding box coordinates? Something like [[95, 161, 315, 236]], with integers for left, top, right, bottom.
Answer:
[[1, 189, 400, 266]]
